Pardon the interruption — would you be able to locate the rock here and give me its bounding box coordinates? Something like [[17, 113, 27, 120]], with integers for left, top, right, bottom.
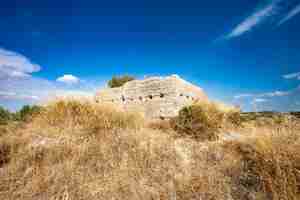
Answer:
[[221, 132, 243, 141], [95, 75, 208, 119], [29, 135, 59, 148]]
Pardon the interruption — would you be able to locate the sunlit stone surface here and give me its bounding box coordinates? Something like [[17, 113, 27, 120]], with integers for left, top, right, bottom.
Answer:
[[95, 75, 208, 119]]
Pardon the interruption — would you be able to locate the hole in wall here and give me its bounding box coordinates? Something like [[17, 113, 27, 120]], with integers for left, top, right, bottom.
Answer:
[[159, 116, 165, 120], [139, 96, 143, 101], [180, 94, 183, 96], [121, 95, 125, 102], [160, 93, 164, 98], [148, 95, 153, 99]]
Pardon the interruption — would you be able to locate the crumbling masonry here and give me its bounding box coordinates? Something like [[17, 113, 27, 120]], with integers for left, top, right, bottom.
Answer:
[[95, 75, 208, 119]]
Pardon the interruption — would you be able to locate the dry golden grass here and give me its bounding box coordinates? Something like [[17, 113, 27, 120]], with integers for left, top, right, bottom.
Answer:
[[146, 119, 173, 132], [38, 99, 144, 133], [0, 99, 299, 200], [222, 129, 300, 200]]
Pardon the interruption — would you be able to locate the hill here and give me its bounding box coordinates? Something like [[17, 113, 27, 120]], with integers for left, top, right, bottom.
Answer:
[[0, 99, 299, 200]]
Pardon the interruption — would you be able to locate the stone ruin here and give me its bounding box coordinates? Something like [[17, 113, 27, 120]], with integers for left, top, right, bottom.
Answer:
[[95, 75, 208, 119]]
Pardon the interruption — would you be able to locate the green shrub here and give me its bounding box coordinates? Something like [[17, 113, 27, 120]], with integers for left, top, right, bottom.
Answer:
[[240, 113, 292, 127], [0, 106, 11, 125], [272, 114, 288, 125], [108, 75, 135, 88], [172, 102, 225, 141], [171, 102, 242, 141]]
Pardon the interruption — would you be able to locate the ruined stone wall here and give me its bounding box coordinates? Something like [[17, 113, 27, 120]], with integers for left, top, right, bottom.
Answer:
[[95, 75, 208, 119]]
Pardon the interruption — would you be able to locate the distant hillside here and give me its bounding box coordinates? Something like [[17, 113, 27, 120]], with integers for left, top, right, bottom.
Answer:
[[240, 111, 300, 124], [290, 111, 300, 118], [241, 111, 300, 118]]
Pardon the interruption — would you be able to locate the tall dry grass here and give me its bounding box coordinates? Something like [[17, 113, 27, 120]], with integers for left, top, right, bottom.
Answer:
[[0, 99, 299, 200], [223, 130, 300, 200], [36, 99, 144, 135]]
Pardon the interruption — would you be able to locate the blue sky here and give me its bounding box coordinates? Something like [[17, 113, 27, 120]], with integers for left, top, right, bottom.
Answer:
[[0, 0, 300, 111]]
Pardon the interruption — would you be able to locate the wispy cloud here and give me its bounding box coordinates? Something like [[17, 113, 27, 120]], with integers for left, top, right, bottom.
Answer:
[[283, 72, 300, 80], [233, 86, 300, 112], [234, 94, 254, 99], [0, 91, 39, 101], [0, 48, 41, 79], [278, 3, 300, 25], [225, 0, 281, 39], [262, 90, 291, 97], [223, 0, 300, 39], [234, 90, 290, 100], [253, 98, 268, 103]]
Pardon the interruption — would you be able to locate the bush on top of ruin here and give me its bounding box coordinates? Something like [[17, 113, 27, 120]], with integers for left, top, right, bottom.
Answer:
[[108, 75, 135, 88]]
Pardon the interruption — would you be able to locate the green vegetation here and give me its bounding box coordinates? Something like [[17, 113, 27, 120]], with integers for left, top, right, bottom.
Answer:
[[14, 105, 43, 121], [0, 106, 11, 125], [0, 105, 42, 124], [108, 75, 135, 88], [290, 112, 300, 119], [240, 112, 293, 126], [171, 102, 223, 141]]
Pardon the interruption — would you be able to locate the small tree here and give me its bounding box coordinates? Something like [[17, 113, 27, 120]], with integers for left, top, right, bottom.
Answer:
[[0, 106, 11, 125], [14, 105, 42, 121], [108, 75, 135, 88]]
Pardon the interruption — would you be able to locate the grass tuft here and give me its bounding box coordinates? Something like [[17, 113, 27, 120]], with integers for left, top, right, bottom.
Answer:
[[34, 99, 144, 136]]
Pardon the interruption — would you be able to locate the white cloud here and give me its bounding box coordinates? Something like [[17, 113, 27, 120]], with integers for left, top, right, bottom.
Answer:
[[0, 75, 100, 110], [0, 90, 40, 101], [283, 72, 300, 80], [0, 48, 103, 111], [234, 89, 291, 100], [0, 91, 17, 97], [234, 94, 254, 99], [261, 90, 291, 97], [50, 90, 94, 99], [0, 48, 41, 79], [254, 98, 267, 103], [225, 1, 280, 39], [278, 4, 300, 26], [56, 74, 80, 84], [233, 86, 300, 112]]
